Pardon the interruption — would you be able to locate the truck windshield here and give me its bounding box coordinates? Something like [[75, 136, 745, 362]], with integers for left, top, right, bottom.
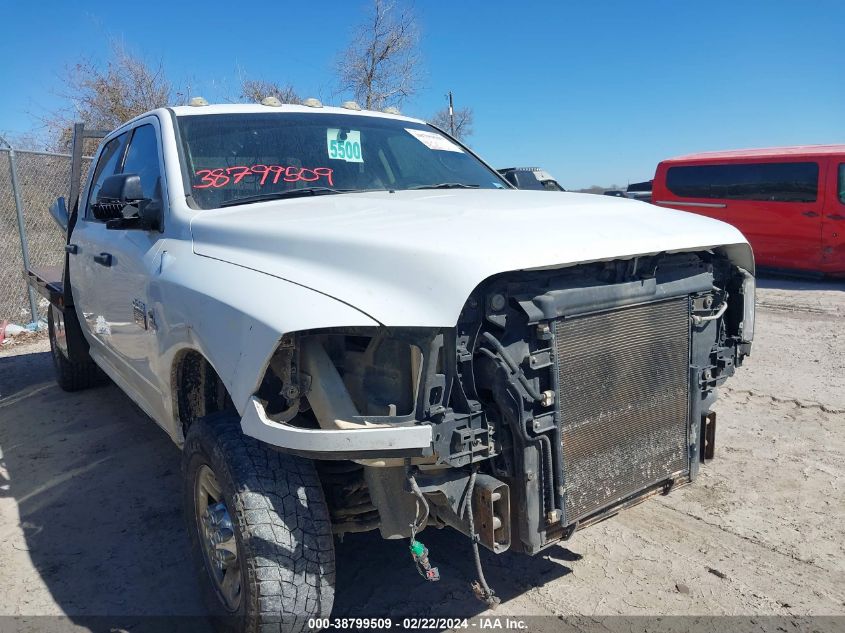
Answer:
[[177, 112, 507, 209]]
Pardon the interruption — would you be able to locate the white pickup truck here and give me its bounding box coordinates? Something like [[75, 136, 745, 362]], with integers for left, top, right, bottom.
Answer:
[[30, 101, 755, 632]]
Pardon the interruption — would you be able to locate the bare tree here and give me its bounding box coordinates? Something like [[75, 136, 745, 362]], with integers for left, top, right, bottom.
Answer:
[[240, 79, 301, 104], [337, 0, 422, 111], [430, 106, 474, 141], [43, 43, 184, 150]]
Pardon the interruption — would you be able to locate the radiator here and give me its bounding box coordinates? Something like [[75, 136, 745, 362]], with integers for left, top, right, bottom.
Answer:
[[554, 296, 691, 524]]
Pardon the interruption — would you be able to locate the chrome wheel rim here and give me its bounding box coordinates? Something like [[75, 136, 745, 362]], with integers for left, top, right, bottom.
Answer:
[[195, 465, 241, 611]]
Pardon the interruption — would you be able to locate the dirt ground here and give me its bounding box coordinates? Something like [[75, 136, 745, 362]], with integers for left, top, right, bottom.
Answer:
[[0, 277, 842, 630]]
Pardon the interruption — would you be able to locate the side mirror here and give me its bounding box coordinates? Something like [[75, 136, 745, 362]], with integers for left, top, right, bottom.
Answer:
[[136, 197, 163, 232], [94, 173, 161, 231], [97, 173, 144, 204], [49, 197, 69, 235]]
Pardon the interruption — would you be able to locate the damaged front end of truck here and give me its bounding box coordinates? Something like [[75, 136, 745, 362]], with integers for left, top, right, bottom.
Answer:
[[240, 249, 754, 586]]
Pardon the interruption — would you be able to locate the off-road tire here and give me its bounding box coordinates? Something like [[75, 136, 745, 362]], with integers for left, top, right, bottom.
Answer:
[[48, 308, 106, 392], [183, 411, 336, 633]]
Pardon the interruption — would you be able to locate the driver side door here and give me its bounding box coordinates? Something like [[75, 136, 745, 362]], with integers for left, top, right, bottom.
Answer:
[[98, 122, 167, 412], [70, 131, 130, 357], [71, 121, 167, 415]]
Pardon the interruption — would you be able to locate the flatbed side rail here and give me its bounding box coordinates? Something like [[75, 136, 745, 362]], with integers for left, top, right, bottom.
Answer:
[[25, 266, 65, 311], [68, 123, 109, 215]]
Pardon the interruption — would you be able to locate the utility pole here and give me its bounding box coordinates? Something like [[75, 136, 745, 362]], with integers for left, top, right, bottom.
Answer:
[[448, 91, 455, 137]]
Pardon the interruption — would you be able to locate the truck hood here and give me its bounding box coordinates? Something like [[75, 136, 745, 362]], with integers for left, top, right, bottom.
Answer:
[[190, 190, 751, 327]]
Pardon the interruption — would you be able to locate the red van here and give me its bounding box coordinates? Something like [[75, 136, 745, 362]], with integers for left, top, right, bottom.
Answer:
[[653, 146, 845, 276]]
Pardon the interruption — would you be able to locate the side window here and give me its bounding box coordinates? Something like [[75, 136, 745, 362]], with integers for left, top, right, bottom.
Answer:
[[666, 162, 819, 203], [838, 164, 845, 204], [87, 132, 129, 214], [121, 124, 162, 200]]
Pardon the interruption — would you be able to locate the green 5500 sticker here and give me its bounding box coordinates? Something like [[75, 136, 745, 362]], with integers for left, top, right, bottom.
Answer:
[[327, 129, 363, 163]]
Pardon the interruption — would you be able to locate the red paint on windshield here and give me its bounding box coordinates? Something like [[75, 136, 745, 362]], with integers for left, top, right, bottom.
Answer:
[[194, 165, 334, 189]]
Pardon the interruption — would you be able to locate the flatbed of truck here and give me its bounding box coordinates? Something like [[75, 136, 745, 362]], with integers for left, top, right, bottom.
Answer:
[[25, 265, 64, 309]]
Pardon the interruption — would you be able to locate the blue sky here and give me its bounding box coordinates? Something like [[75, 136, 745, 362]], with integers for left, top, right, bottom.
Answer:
[[1, 0, 843, 189]]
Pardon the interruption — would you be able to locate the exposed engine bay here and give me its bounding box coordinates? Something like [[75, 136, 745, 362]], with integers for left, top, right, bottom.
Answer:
[[254, 250, 754, 555]]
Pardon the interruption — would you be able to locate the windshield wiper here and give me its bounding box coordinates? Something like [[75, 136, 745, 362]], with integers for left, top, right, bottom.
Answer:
[[409, 183, 480, 190], [219, 187, 350, 208]]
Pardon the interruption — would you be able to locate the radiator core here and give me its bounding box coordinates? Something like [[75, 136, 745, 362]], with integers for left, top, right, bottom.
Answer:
[[554, 297, 691, 524]]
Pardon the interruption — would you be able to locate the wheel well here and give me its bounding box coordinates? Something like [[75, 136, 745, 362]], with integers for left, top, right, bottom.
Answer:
[[173, 350, 234, 435]]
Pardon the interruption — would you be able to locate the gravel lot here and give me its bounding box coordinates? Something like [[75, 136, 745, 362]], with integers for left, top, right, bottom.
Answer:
[[0, 277, 842, 630]]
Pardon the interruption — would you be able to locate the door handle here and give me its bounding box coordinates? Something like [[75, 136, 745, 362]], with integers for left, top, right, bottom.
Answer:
[[827, 213, 845, 221], [802, 211, 820, 218], [65, 244, 78, 254], [93, 253, 113, 267]]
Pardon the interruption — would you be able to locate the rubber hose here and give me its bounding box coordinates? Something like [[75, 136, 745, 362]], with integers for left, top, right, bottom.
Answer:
[[464, 468, 498, 606], [479, 332, 544, 402]]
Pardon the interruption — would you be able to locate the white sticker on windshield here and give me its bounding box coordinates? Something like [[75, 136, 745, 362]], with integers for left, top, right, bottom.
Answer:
[[405, 128, 464, 153], [327, 128, 363, 162]]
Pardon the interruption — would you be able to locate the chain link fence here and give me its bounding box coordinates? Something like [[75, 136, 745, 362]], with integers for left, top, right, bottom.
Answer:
[[0, 144, 91, 323]]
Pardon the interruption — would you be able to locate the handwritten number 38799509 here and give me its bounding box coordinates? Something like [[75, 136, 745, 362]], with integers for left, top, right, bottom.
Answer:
[[193, 165, 334, 189]]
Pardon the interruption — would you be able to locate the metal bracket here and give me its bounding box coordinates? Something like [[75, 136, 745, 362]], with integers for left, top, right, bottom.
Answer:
[[701, 411, 716, 462], [240, 396, 433, 459]]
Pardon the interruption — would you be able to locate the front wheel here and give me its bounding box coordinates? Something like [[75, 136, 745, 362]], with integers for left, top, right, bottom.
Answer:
[[183, 412, 336, 633]]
